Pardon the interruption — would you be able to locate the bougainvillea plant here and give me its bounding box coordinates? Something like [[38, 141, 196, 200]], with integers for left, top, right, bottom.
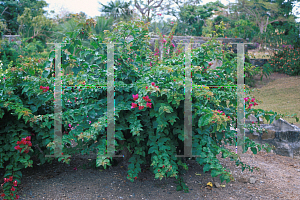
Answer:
[[0, 17, 299, 199]]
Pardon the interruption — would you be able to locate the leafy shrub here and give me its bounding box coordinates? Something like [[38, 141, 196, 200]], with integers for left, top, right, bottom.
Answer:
[[0, 39, 21, 71], [268, 46, 300, 76], [1, 18, 298, 199]]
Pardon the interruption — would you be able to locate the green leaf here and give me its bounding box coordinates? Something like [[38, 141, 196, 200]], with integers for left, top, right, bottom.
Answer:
[[4, 171, 12, 178], [48, 51, 55, 59], [72, 66, 82, 76], [250, 147, 257, 154], [42, 70, 50, 78], [203, 163, 211, 173], [148, 146, 158, 154], [13, 170, 22, 179], [29, 67, 35, 76], [5, 163, 13, 170], [211, 169, 222, 177], [43, 61, 51, 69], [198, 113, 212, 127]]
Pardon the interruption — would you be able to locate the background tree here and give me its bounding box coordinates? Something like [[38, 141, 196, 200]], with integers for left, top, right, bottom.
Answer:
[[133, 0, 164, 22], [99, 0, 134, 22], [91, 16, 114, 37], [17, 7, 54, 45], [173, 1, 225, 36], [0, 0, 48, 35], [237, 0, 295, 34]]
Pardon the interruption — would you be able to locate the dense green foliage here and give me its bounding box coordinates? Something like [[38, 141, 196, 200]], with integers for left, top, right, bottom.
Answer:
[[0, 0, 299, 199], [268, 46, 300, 76], [0, 0, 48, 35], [2, 18, 299, 199]]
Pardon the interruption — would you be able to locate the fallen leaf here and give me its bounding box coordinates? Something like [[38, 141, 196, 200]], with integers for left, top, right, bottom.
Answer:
[[207, 182, 213, 187]]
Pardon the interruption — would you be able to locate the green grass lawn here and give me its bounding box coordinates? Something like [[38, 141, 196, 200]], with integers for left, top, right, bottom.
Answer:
[[248, 75, 300, 125]]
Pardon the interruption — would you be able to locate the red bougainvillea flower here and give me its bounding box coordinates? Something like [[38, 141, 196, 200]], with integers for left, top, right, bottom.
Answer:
[[8, 176, 13, 182], [146, 102, 152, 108], [1, 193, 5, 197], [251, 98, 255, 102], [132, 94, 139, 100], [157, 13, 162, 16], [228, 116, 230, 119], [26, 136, 31, 141], [4, 178, 7, 183], [155, 86, 159, 88], [15, 194, 19, 199], [11, 186, 15, 191], [208, 62, 212, 66], [143, 96, 151, 102], [151, 82, 155, 86], [171, 43, 175, 48], [244, 97, 250, 102], [146, 86, 148, 89], [14, 145, 22, 152], [162, 39, 167, 43], [13, 180, 17, 187], [138, 106, 144, 110], [131, 103, 138, 109], [171, 22, 174, 24], [254, 102, 258, 106]]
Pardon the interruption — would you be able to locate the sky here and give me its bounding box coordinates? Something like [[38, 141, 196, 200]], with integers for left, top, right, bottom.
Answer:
[[43, 0, 300, 23]]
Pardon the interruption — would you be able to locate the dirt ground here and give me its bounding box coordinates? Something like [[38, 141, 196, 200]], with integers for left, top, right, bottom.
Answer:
[[1, 145, 300, 200], [1, 72, 300, 200]]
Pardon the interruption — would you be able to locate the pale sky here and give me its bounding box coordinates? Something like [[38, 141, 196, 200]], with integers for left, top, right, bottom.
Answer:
[[43, 0, 300, 22]]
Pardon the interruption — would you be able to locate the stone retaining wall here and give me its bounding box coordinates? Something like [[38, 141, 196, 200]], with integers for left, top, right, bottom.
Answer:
[[249, 59, 270, 68], [231, 114, 300, 159]]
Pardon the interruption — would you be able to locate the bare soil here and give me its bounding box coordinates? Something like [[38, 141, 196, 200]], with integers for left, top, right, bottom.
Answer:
[[1, 72, 300, 200], [1, 145, 300, 200]]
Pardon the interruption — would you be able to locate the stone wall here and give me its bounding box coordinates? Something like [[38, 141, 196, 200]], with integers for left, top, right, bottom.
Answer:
[[132, 35, 248, 69], [231, 114, 300, 159], [1, 35, 21, 45], [249, 59, 270, 68], [133, 35, 248, 55]]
